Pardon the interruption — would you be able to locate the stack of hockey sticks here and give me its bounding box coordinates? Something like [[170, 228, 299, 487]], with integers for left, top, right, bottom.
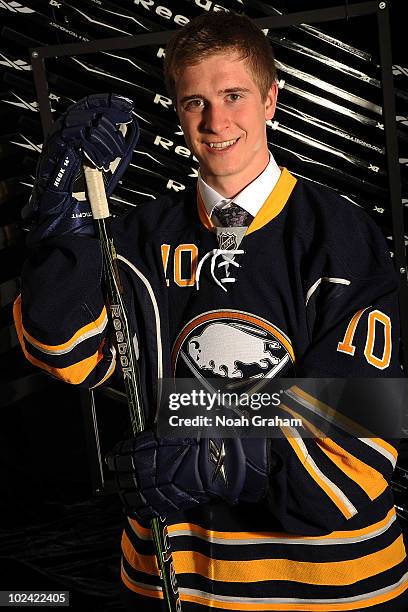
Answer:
[[1, 0, 408, 243]]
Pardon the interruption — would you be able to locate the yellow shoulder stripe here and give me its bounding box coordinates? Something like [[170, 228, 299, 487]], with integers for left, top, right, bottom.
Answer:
[[13, 294, 107, 356], [13, 296, 104, 384]]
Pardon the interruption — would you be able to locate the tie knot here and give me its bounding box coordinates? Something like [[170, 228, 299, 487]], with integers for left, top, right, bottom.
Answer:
[[213, 202, 253, 227]]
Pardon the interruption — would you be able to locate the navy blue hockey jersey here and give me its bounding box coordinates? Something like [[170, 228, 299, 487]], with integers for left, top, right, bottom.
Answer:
[[14, 169, 408, 610]]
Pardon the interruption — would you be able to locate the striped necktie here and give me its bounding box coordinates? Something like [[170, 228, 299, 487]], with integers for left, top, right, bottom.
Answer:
[[212, 202, 253, 227]]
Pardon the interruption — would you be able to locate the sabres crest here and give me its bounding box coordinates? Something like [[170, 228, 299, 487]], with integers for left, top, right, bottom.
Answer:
[[172, 309, 295, 394]]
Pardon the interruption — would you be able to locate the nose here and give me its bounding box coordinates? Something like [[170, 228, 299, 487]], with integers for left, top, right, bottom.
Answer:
[[200, 102, 230, 134]]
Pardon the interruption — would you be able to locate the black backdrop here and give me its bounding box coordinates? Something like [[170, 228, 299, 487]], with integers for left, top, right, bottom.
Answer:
[[0, 1, 407, 609]]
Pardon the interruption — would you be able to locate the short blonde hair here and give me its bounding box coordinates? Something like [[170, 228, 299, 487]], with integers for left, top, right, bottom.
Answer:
[[164, 12, 277, 103]]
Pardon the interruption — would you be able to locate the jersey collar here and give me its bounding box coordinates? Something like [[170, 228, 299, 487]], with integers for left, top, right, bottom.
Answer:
[[197, 167, 297, 235]]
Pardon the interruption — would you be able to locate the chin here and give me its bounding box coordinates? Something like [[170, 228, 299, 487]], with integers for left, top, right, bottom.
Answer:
[[204, 168, 239, 180], [203, 159, 243, 176]]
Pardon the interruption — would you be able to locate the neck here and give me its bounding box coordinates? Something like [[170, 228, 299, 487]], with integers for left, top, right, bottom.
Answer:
[[201, 153, 270, 198]]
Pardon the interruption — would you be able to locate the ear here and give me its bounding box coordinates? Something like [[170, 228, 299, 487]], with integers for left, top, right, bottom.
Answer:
[[264, 81, 278, 121]]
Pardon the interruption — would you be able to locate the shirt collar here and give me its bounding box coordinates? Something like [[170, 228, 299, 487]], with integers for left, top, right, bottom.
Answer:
[[198, 152, 281, 219]]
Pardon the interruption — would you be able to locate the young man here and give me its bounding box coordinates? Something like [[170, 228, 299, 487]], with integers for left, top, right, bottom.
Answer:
[[14, 11, 408, 612]]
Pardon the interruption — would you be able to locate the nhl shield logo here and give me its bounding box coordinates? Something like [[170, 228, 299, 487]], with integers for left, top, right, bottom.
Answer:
[[218, 231, 237, 250], [172, 309, 295, 394]]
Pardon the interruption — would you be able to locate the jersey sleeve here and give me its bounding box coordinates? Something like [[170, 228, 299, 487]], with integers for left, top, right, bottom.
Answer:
[[299, 272, 401, 378], [13, 235, 116, 388], [299, 200, 402, 377], [264, 381, 400, 534], [264, 201, 404, 534]]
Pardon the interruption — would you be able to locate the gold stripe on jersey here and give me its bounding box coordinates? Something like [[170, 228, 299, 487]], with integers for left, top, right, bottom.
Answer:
[[121, 561, 163, 599], [122, 531, 159, 576], [121, 539, 408, 609], [178, 574, 408, 611], [122, 566, 408, 610], [128, 505, 397, 546], [169, 535, 405, 585], [13, 297, 105, 384], [286, 386, 398, 467], [281, 425, 357, 519], [16, 342, 104, 385], [167, 508, 397, 546], [280, 402, 388, 501], [14, 295, 108, 356], [122, 509, 407, 608], [128, 517, 153, 540], [196, 167, 297, 234]]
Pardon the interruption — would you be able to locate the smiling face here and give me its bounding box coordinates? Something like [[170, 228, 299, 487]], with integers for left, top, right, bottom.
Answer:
[[175, 52, 278, 198]]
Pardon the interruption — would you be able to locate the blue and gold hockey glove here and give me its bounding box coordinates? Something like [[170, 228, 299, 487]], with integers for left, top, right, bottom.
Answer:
[[23, 93, 139, 243], [105, 430, 274, 522]]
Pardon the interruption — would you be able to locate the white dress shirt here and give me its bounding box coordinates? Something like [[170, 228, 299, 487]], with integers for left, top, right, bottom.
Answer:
[[198, 153, 281, 226]]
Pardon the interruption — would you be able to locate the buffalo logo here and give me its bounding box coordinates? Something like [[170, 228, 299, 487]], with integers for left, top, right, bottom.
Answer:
[[189, 323, 280, 378], [172, 310, 294, 393]]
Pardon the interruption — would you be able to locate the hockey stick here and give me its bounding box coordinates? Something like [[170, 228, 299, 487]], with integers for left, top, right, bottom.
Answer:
[[83, 165, 181, 612]]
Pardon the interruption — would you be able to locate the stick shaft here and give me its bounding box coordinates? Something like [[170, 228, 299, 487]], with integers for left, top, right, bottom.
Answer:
[[84, 166, 181, 612]]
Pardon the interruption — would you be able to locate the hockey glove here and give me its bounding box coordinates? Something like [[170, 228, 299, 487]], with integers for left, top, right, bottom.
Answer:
[[105, 430, 274, 522], [23, 93, 139, 243]]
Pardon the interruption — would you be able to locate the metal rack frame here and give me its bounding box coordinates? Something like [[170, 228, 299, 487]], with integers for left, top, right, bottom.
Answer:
[[28, 1, 408, 492]]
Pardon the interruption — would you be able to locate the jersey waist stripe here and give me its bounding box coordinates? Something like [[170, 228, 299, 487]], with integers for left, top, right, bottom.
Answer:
[[122, 530, 406, 585], [173, 574, 408, 611], [172, 536, 406, 585], [121, 562, 408, 610], [130, 506, 396, 544]]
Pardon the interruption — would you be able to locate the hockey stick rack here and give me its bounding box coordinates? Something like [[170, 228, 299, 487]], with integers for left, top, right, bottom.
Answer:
[[29, 1, 408, 494]]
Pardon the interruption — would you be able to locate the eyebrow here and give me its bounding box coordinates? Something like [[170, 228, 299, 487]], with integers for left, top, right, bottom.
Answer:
[[179, 87, 251, 105]]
